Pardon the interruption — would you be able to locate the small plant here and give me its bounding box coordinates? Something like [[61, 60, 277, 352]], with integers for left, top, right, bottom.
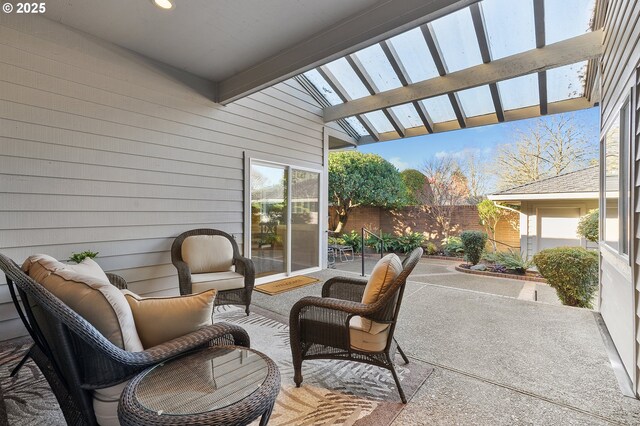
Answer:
[[340, 231, 363, 253], [493, 249, 533, 274], [366, 232, 395, 253], [534, 247, 598, 308], [395, 232, 425, 253], [423, 241, 438, 255], [68, 250, 99, 264], [460, 231, 487, 265], [442, 236, 464, 257], [577, 209, 599, 243]]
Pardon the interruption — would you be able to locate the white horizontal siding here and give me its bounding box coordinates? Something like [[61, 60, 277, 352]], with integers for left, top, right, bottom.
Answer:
[[0, 14, 326, 340]]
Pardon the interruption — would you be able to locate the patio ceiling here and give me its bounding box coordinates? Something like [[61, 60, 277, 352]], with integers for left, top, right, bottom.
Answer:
[[300, 0, 605, 144]]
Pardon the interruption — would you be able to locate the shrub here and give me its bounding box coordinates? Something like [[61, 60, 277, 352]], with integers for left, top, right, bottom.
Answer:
[[339, 231, 363, 253], [460, 231, 487, 265], [395, 232, 425, 253], [577, 209, 599, 243], [366, 232, 395, 253], [533, 247, 598, 308], [493, 249, 533, 274], [68, 250, 99, 263], [442, 236, 464, 257], [424, 241, 438, 255]]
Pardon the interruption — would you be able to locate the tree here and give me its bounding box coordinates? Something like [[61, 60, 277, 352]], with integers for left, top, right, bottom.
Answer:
[[477, 199, 508, 252], [401, 169, 428, 205], [495, 115, 597, 189], [421, 157, 470, 239], [329, 151, 407, 232], [460, 150, 488, 202]]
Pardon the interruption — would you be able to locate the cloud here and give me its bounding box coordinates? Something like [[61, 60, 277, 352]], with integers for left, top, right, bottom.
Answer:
[[434, 147, 493, 159], [389, 157, 410, 171]]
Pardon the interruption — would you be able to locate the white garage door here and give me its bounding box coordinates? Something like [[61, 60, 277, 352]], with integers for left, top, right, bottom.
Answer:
[[537, 207, 582, 251]]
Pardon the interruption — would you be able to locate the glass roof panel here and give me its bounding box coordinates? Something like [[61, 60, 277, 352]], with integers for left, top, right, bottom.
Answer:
[[498, 73, 540, 110], [547, 61, 588, 102], [324, 58, 371, 100], [483, 0, 535, 59], [354, 44, 402, 92], [429, 7, 483, 73], [363, 110, 396, 133], [545, 0, 595, 45], [457, 85, 495, 117], [344, 116, 368, 137], [303, 69, 343, 106], [387, 28, 440, 83], [420, 95, 457, 123], [390, 103, 424, 129]]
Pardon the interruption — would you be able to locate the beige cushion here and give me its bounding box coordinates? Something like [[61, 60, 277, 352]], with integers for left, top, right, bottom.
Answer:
[[182, 235, 234, 273], [93, 381, 129, 426], [349, 316, 390, 352], [22, 255, 144, 352], [191, 271, 245, 293], [360, 253, 402, 332], [122, 289, 216, 349]]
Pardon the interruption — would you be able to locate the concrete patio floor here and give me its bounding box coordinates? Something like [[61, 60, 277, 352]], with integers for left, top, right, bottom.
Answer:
[[252, 258, 640, 425]]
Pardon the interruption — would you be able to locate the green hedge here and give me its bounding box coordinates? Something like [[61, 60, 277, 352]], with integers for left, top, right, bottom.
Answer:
[[460, 231, 487, 265], [533, 247, 598, 308]]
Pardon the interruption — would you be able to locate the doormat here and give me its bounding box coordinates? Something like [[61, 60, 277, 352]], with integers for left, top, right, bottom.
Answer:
[[254, 275, 319, 295]]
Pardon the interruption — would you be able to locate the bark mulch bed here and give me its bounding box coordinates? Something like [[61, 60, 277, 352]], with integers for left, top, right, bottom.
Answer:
[[455, 264, 547, 283]]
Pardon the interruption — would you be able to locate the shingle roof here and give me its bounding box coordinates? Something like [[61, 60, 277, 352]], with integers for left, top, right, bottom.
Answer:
[[491, 166, 599, 196]]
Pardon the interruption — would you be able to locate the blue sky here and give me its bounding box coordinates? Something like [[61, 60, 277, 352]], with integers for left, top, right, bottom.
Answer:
[[357, 108, 601, 188]]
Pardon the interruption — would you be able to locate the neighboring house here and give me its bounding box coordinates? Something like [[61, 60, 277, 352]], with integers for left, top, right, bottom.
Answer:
[[488, 167, 598, 258]]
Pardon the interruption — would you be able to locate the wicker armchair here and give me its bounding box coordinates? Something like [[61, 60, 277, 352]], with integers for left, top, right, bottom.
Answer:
[[289, 247, 423, 403], [171, 228, 255, 315], [0, 253, 250, 426]]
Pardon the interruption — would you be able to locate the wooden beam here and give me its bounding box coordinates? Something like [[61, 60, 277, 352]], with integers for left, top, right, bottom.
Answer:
[[323, 30, 603, 122], [421, 23, 467, 128], [533, 0, 545, 48], [217, 0, 478, 104], [538, 71, 548, 115]]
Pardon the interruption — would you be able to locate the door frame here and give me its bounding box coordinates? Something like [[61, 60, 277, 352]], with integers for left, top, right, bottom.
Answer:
[[243, 151, 325, 284]]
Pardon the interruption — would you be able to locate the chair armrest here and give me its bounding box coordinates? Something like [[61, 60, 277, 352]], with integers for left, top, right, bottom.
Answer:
[[322, 276, 368, 301], [234, 255, 255, 290], [172, 259, 192, 295], [290, 296, 374, 321], [106, 273, 127, 290]]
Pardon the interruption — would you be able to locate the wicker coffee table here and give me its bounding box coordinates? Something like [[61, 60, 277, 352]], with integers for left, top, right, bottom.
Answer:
[[118, 345, 280, 426]]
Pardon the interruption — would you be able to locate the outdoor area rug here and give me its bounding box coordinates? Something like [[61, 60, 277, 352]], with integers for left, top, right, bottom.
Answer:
[[254, 275, 319, 295], [0, 307, 432, 426]]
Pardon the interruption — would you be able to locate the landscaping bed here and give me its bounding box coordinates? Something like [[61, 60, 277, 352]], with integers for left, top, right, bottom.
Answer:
[[456, 263, 546, 283]]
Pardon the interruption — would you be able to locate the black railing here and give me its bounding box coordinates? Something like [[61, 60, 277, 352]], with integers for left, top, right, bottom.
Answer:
[[361, 227, 384, 276]]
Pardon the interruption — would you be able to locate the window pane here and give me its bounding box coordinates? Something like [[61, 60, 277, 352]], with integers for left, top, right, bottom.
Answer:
[[620, 102, 630, 255], [324, 58, 370, 100], [429, 7, 483, 72], [545, 0, 596, 45], [390, 103, 424, 129], [483, 0, 536, 59], [604, 117, 620, 251], [387, 28, 440, 83], [547, 61, 587, 102], [354, 44, 402, 91], [456, 85, 495, 117], [498, 74, 539, 110], [303, 69, 343, 105], [363, 110, 395, 133], [420, 96, 457, 123]]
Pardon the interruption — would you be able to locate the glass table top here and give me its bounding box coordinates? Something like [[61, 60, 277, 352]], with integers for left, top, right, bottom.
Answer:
[[135, 347, 268, 416]]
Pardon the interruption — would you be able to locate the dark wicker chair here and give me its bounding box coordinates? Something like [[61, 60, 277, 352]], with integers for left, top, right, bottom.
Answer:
[[0, 253, 250, 426], [289, 247, 423, 403], [171, 228, 255, 315]]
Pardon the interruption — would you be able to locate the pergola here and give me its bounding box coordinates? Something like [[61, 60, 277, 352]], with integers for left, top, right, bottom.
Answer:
[[296, 0, 605, 146]]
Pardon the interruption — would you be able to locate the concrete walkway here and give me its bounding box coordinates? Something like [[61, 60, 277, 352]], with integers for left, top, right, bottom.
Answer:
[[252, 259, 640, 425]]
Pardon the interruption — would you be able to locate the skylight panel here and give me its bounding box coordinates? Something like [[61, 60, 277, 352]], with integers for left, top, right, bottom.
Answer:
[[387, 28, 440, 83], [547, 61, 587, 102], [363, 110, 396, 133], [420, 95, 457, 123], [457, 85, 495, 117], [429, 7, 483, 72], [482, 0, 535, 59], [344, 116, 369, 137], [324, 58, 371, 100], [498, 73, 539, 110], [303, 69, 343, 105], [390, 103, 424, 129], [545, 0, 595, 45], [354, 44, 402, 92]]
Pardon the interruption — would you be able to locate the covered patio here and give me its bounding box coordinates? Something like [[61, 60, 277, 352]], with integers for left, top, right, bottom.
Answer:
[[1, 0, 640, 424]]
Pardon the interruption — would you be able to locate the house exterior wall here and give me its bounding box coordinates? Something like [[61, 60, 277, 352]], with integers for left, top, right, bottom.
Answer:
[[0, 14, 331, 340], [519, 199, 598, 258], [599, 0, 640, 394]]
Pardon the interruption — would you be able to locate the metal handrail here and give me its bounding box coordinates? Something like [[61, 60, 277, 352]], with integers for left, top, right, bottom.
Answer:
[[361, 227, 384, 276]]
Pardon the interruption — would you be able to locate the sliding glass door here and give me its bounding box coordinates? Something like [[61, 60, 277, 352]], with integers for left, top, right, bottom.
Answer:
[[249, 160, 321, 281]]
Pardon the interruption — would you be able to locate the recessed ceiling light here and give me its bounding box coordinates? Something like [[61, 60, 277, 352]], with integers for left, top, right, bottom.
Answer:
[[151, 0, 175, 10]]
